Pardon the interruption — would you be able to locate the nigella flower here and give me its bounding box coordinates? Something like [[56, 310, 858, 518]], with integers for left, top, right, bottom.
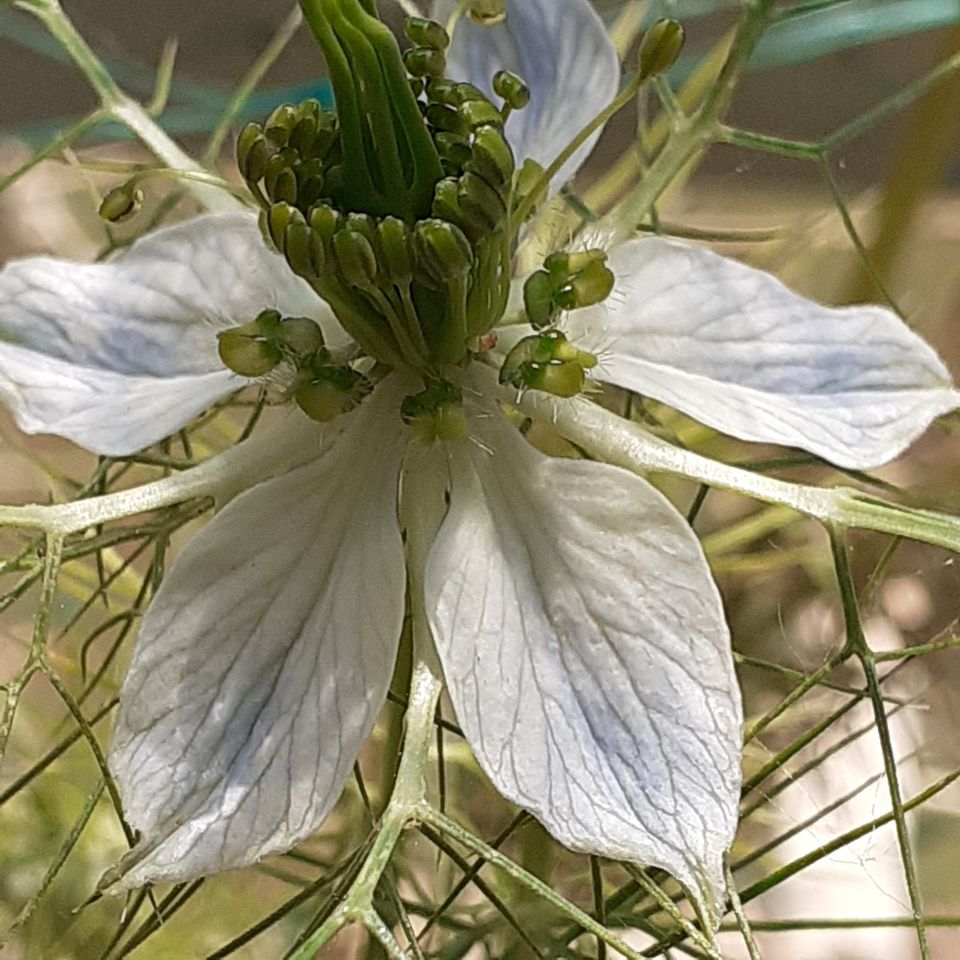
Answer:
[[1, 0, 957, 920]]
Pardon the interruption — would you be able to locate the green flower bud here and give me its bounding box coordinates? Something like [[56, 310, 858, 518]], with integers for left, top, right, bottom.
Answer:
[[404, 17, 450, 50], [638, 19, 685, 82], [493, 70, 530, 110], [377, 216, 414, 285], [217, 309, 282, 377], [98, 183, 144, 224], [333, 229, 378, 288], [415, 219, 474, 282]]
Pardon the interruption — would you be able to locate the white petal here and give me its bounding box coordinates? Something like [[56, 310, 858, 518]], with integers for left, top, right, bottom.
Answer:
[[572, 238, 960, 469], [106, 382, 407, 889], [0, 212, 333, 454], [436, 0, 620, 188], [426, 400, 742, 919]]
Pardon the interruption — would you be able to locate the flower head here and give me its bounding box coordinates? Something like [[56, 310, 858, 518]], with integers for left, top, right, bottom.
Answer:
[[1, 0, 957, 923]]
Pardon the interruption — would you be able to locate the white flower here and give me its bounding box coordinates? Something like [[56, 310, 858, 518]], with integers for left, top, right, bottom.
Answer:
[[1, 0, 957, 920]]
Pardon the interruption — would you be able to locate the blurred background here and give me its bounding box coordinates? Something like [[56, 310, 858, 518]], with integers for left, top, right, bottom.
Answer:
[[1, 1, 960, 957]]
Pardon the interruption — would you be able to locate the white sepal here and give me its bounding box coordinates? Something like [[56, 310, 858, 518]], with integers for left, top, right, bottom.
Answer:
[[425, 398, 742, 920], [0, 212, 334, 454], [436, 0, 620, 189], [106, 381, 407, 889], [572, 238, 960, 468]]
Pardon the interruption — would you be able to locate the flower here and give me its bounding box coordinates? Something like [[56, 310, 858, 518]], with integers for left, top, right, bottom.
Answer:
[[1, 0, 957, 920]]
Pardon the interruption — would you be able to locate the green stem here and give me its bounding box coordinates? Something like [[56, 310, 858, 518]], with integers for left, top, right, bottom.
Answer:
[[17, 0, 241, 213], [489, 370, 960, 553], [828, 528, 931, 959], [602, 0, 776, 240], [287, 448, 449, 957]]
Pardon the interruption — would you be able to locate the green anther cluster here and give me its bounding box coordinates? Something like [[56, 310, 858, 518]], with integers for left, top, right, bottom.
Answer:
[[217, 309, 369, 422], [522, 250, 616, 329], [499, 329, 599, 399], [237, 1, 538, 381]]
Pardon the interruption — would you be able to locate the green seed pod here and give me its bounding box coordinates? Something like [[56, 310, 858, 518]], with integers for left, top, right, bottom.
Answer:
[[523, 270, 560, 329], [404, 17, 450, 50], [279, 316, 325, 356], [638, 19, 685, 82], [98, 183, 144, 224], [555, 259, 616, 309], [404, 47, 446, 79], [415, 219, 474, 281], [377, 216, 414, 285], [468, 125, 515, 189], [333, 229, 378, 288], [493, 70, 530, 110]]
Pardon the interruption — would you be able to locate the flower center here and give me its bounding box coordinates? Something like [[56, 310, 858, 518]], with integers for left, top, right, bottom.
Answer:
[[234, 0, 542, 385]]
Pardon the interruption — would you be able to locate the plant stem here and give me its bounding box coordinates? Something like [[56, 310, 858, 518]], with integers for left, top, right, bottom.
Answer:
[[492, 373, 960, 553], [15, 0, 241, 213]]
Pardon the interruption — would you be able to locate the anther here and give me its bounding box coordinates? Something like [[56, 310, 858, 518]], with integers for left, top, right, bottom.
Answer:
[[99, 183, 144, 224], [492, 70, 530, 111], [638, 19, 685, 82]]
